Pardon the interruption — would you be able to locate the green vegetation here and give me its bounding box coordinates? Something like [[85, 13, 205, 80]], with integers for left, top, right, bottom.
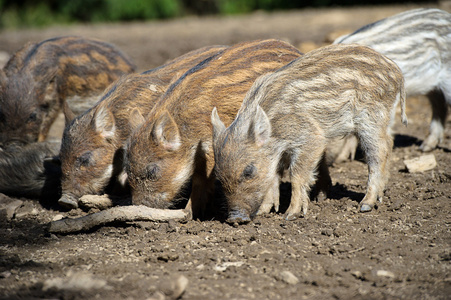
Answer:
[[0, 0, 181, 28], [0, 0, 435, 29]]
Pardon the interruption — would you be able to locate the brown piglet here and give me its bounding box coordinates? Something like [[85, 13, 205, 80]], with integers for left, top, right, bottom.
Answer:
[[57, 45, 228, 209], [0, 36, 136, 149], [125, 39, 303, 219]]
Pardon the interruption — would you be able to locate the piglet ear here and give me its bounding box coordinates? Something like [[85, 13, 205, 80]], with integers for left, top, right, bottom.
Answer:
[[129, 108, 146, 132], [249, 105, 271, 147], [211, 107, 226, 144], [62, 100, 76, 127], [93, 105, 116, 140], [152, 109, 181, 151], [40, 71, 58, 110]]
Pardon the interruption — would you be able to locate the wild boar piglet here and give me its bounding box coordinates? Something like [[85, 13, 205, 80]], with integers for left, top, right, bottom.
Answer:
[[212, 43, 407, 223], [333, 8, 451, 159], [125, 39, 303, 219], [0, 36, 136, 148], [0, 141, 61, 200], [57, 45, 227, 209]]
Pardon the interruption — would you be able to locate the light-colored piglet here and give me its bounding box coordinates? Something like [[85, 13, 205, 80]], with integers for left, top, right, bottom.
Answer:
[[333, 8, 451, 159], [212, 44, 407, 223]]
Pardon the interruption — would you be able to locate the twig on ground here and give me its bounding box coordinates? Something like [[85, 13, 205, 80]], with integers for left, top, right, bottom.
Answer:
[[48, 205, 191, 234]]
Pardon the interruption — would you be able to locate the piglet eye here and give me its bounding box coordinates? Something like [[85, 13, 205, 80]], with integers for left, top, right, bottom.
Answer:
[[242, 164, 256, 180], [146, 164, 160, 181], [27, 112, 37, 123], [77, 151, 92, 167]]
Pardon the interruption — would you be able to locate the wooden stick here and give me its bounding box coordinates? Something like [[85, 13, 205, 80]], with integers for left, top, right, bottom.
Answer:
[[48, 205, 191, 234]]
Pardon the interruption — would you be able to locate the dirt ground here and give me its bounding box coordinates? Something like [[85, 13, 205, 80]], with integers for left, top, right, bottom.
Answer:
[[0, 3, 450, 300]]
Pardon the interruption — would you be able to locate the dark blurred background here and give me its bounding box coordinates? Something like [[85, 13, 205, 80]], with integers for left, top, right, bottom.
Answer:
[[0, 0, 439, 28]]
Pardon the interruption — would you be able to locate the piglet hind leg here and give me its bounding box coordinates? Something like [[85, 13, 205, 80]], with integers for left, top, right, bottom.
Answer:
[[358, 128, 393, 212], [310, 153, 332, 201], [420, 89, 448, 152]]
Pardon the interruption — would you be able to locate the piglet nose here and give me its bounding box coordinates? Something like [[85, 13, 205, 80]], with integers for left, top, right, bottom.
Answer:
[[226, 208, 251, 225]]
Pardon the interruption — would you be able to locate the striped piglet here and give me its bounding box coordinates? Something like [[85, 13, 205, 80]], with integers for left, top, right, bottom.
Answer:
[[332, 8, 451, 157], [212, 44, 406, 223]]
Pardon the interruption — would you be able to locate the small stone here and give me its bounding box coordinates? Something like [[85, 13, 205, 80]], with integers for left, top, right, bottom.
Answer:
[[214, 261, 244, 272], [42, 271, 108, 291], [14, 203, 39, 219], [0, 271, 11, 278], [0, 198, 23, 220], [276, 270, 299, 285], [375, 270, 395, 279], [148, 291, 166, 300], [351, 271, 364, 280], [404, 154, 437, 173], [52, 214, 64, 221], [159, 274, 188, 300]]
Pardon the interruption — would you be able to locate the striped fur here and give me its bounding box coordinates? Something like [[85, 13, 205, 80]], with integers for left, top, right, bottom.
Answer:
[[0, 36, 136, 148], [212, 44, 406, 223], [124, 39, 302, 218], [57, 45, 227, 209], [335, 8, 451, 152]]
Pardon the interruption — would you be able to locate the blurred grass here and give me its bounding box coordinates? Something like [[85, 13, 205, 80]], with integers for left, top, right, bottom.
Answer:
[[0, 0, 436, 29]]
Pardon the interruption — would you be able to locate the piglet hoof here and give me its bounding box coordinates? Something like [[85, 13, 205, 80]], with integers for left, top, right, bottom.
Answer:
[[419, 136, 439, 152], [419, 142, 435, 153], [58, 194, 79, 210], [359, 204, 373, 212], [284, 212, 301, 221], [256, 204, 273, 216], [226, 209, 251, 225]]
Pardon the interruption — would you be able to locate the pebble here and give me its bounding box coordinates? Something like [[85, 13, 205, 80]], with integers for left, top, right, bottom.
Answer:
[[0, 271, 11, 278], [14, 202, 39, 219], [42, 271, 108, 291], [375, 270, 395, 279], [351, 271, 364, 280], [52, 214, 65, 221], [214, 261, 244, 272], [404, 154, 437, 173], [0, 198, 23, 220], [276, 270, 299, 285], [157, 274, 188, 300]]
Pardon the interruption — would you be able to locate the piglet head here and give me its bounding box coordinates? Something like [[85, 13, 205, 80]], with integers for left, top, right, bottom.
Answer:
[[0, 71, 56, 149], [58, 103, 120, 208], [126, 109, 192, 209], [212, 106, 275, 224]]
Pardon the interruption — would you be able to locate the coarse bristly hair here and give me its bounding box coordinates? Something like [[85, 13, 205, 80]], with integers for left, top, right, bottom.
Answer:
[[57, 45, 227, 209], [212, 43, 406, 223], [334, 8, 451, 152], [0, 36, 136, 148], [125, 39, 303, 219]]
